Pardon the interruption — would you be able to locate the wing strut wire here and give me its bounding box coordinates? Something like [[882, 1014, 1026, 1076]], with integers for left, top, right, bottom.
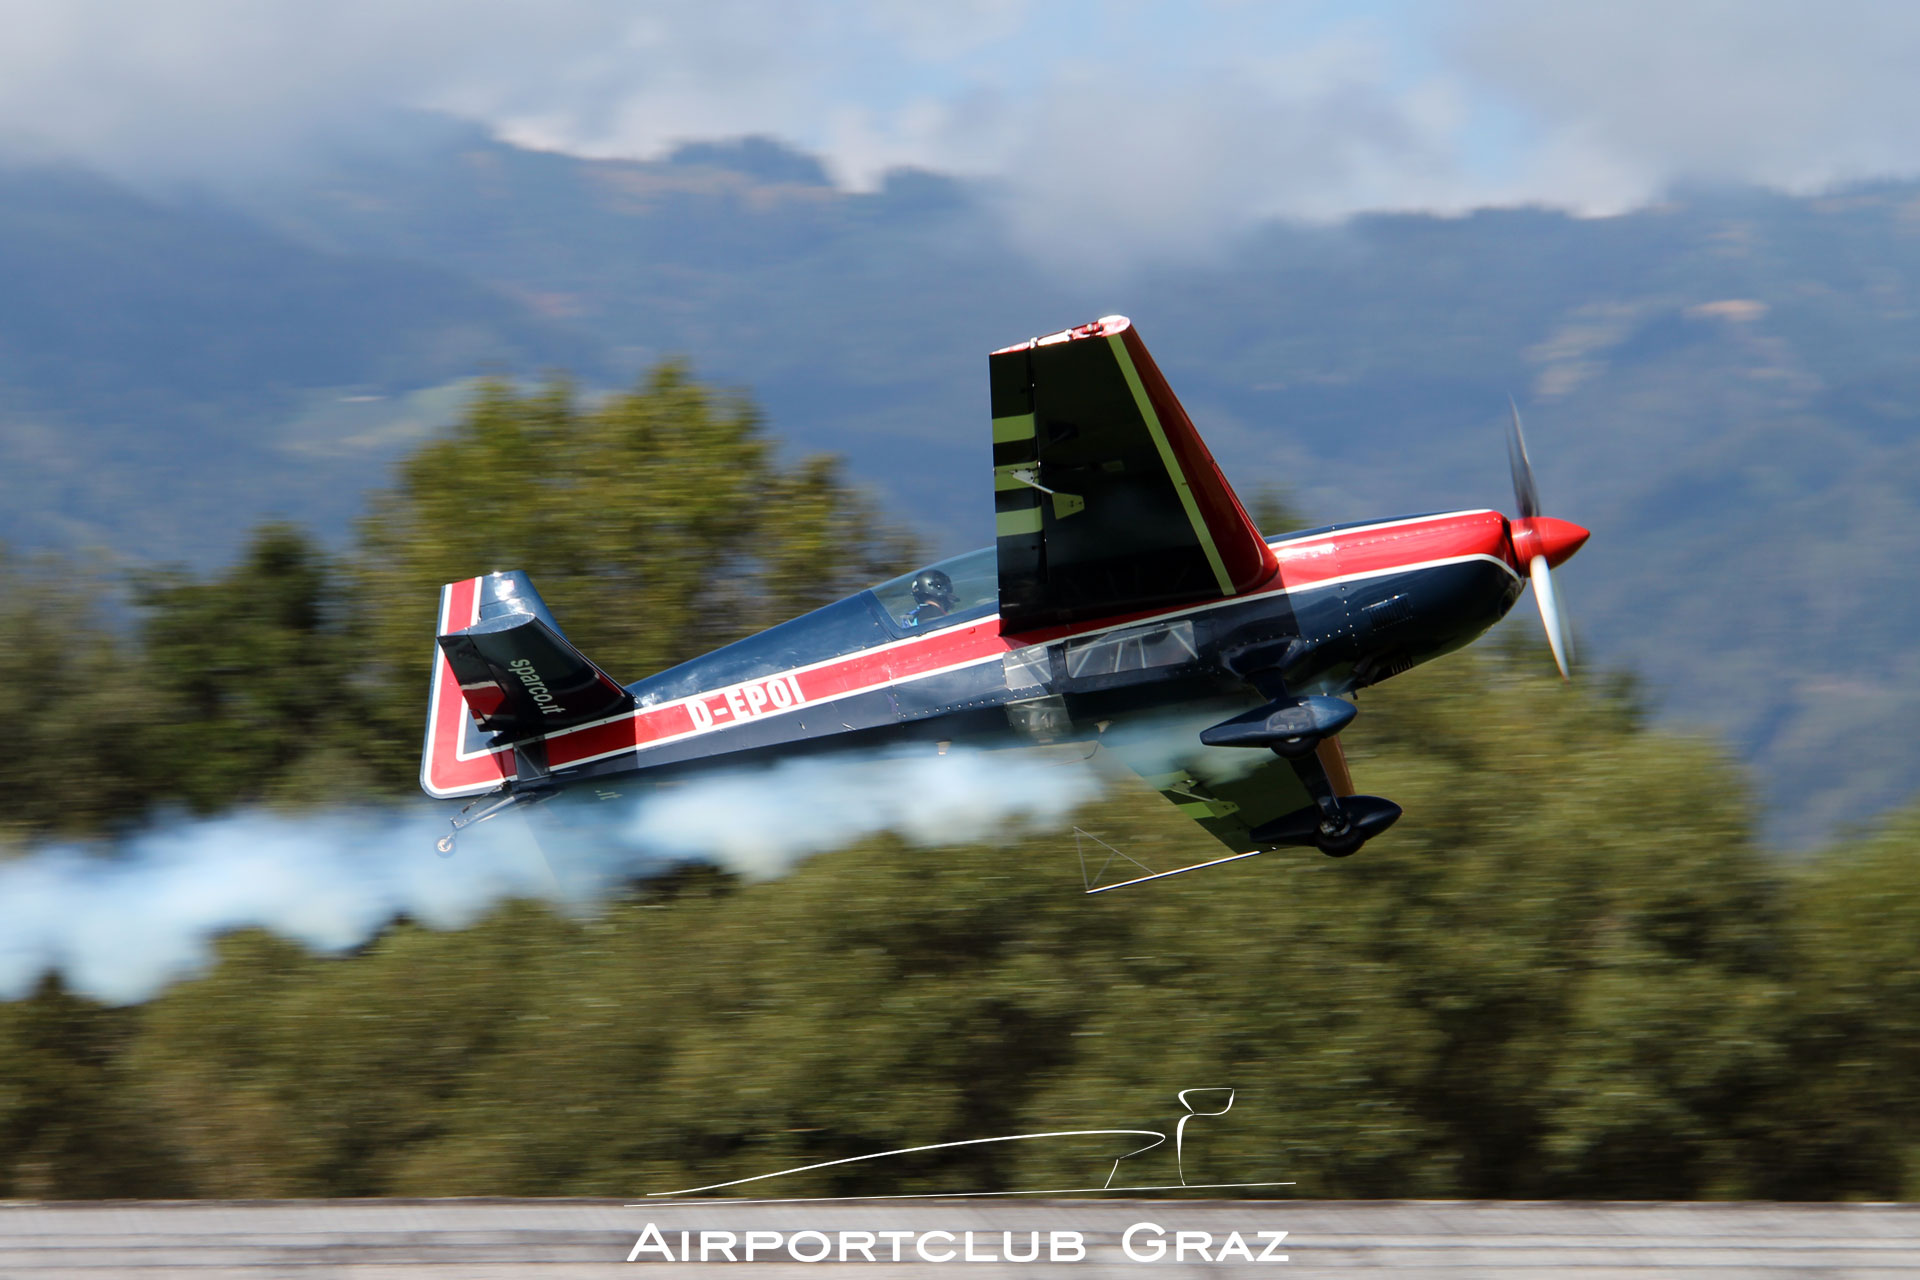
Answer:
[[1077, 827, 1267, 895]]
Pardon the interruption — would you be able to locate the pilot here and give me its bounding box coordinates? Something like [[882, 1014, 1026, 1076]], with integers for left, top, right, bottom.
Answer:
[[903, 568, 957, 627]]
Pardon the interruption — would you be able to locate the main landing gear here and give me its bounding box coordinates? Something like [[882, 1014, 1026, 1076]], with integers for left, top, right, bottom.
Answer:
[[1200, 690, 1401, 858]]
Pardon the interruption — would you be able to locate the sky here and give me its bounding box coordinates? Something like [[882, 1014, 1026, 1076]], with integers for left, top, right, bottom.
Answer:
[[3, 1, 1919, 260]]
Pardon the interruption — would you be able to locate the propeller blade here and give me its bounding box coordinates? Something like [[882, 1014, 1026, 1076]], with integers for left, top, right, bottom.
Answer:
[[1529, 555, 1573, 680], [1507, 398, 1540, 521]]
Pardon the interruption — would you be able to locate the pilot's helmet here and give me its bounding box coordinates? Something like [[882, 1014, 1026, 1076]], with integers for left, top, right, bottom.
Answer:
[[910, 568, 955, 608]]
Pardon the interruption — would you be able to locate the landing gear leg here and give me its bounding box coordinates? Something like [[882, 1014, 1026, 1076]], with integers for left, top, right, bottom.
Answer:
[[1278, 747, 1376, 857], [1222, 680, 1401, 858]]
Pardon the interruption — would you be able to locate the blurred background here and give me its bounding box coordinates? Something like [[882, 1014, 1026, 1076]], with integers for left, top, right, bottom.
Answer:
[[3, 0, 1920, 1203]]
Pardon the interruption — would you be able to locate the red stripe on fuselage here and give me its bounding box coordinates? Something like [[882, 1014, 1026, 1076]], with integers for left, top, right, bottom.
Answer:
[[1276, 509, 1513, 585], [422, 510, 1515, 797]]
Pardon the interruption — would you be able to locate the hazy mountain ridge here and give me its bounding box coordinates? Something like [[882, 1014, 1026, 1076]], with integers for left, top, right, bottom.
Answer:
[[3, 132, 1918, 844], [0, 162, 605, 562]]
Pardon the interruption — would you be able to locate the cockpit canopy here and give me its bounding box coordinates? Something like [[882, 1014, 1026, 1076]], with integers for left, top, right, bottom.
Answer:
[[871, 547, 998, 632], [629, 548, 1001, 706]]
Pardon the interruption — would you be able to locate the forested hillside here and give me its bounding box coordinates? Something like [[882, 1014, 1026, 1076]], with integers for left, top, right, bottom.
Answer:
[[3, 369, 1919, 1203]]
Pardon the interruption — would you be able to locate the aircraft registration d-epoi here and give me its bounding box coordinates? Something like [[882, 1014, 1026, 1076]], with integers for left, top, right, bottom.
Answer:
[[423, 316, 1588, 888]]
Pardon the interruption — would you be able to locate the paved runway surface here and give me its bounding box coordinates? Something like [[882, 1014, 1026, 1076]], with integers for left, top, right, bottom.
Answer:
[[5, 1198, 1920, 1276]]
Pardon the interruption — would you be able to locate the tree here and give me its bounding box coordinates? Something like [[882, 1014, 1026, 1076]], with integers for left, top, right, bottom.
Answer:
[[135, 524, 372, 813], [1763, 803, 1920, 1197], [1248, 485, 1310, 536], [109, 650, 1816, 1201], [0, 547, 160, 844], [128, 916, 571, 1197], [0, 978, 184, 1197]]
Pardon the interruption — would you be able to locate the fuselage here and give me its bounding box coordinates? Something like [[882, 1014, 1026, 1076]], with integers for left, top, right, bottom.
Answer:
[[421, 508, 1536, 800]]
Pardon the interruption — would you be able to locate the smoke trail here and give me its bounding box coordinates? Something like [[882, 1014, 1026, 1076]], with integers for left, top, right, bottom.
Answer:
[[620, 745, 1103, 878], [0, 745, 1103, 1005]]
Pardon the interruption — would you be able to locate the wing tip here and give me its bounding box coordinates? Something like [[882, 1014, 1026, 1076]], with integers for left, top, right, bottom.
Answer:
[[991, 314, 1131, 355]]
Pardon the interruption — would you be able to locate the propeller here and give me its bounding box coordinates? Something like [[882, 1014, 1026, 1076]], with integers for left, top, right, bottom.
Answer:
[[1506, 400, 1588, 680]]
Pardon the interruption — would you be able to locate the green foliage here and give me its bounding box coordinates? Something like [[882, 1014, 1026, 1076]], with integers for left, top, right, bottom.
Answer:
[[1248, 485, 1310, 536], [32, 649, 1902, 1202], [128, 914, 573, 1197], [135, 524, 376, 813], [0, 548, 160, 843], [1762, 803, 1920, 1197], [0, 979, 184, 1197]]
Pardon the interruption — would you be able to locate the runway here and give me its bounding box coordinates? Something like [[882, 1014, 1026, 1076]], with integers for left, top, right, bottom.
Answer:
[[4, 1197, 1919, 1276]]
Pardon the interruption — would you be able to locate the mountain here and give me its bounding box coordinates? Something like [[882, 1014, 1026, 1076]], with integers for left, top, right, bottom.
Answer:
[[0, 163, 604, 563], [4, 129, 1919, 846]]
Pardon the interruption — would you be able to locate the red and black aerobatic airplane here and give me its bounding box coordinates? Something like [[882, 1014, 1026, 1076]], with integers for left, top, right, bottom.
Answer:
[[423, 316, 1588, 885]]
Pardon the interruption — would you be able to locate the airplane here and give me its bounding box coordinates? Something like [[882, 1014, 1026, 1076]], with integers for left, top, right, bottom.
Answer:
[[422, 315, 1588, 887]]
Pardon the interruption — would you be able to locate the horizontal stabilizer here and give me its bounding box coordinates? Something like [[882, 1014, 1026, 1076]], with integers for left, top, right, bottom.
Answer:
[[435, 571, 632, 742]]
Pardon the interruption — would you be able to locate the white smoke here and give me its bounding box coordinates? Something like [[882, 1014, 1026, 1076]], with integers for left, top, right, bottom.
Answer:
[[0, 744, 1103, 1005], [623, 745, 1102, 879]]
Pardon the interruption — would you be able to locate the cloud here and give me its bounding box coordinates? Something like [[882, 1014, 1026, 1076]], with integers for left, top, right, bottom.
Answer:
[[0, 0, 623, 173], [972, 26, 1479, 269], [1451, 0, 1920, 201], [0, 0, 1025, 180], [4, 1, 1920, 261]]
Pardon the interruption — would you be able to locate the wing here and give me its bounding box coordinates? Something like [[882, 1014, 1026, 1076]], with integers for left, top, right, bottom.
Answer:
[[1152, 737, 1355, 856], [991, 316, 1278, 632], [1087, 730, 1357, 891]]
